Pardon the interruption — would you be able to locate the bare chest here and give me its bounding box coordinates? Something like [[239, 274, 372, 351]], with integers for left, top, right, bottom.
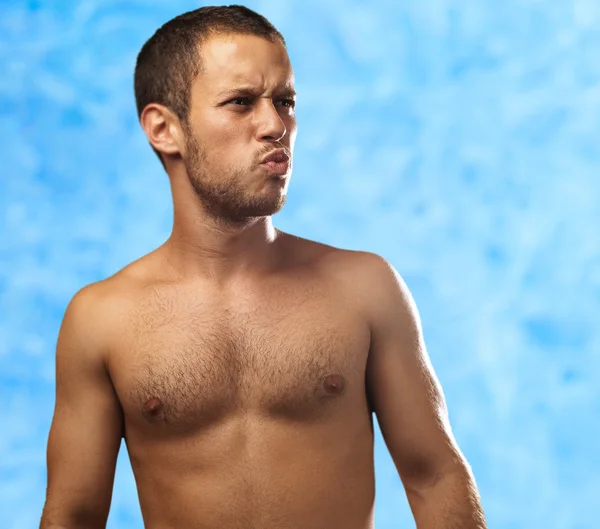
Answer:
[[110, 286, 370, 434]]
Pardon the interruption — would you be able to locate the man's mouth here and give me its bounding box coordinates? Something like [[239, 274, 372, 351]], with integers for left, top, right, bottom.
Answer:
[[260, 149, 290, 176], [261, 149, 290, 164]]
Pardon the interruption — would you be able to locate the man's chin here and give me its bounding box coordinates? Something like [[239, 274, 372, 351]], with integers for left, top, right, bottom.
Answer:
[[248, 196, 287, 217], [220, 196, 286, 223]]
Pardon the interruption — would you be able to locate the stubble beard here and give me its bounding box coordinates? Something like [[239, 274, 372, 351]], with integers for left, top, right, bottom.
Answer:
[[183, 133, 288, 227]]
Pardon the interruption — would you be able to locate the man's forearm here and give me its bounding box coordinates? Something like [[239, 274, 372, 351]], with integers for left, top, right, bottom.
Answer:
[[40, 521, 106, 529], [39, 508, 107, 529], [406, 466, 487, 529], [40, 518, 106, 529]]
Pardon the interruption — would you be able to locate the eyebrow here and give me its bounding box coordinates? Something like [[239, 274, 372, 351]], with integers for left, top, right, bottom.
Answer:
[[215, 86, 297, 99]]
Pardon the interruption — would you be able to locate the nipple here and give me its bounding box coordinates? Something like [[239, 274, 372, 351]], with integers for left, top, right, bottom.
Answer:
[[143, 397, 165, 419], [323, 374, 346, 394]]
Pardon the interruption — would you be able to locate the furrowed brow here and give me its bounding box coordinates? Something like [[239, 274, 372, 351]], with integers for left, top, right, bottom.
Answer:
[[216, 87, 258, 99], [277, 88, 297, 98], [216, 86, 297, 99]]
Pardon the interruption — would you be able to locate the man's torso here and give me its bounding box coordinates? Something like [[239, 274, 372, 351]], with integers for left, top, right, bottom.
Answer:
[[99, 236, 378, 529]]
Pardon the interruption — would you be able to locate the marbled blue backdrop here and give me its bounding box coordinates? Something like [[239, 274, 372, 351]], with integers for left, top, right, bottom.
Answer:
[[1, 1, 599, 528]]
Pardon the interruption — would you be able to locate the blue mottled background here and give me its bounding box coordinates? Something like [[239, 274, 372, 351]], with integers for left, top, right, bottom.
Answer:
[[2, 1, 599, 528]]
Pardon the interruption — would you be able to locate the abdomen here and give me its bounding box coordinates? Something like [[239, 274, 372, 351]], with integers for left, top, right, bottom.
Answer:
[[127, 410, 376, 529]]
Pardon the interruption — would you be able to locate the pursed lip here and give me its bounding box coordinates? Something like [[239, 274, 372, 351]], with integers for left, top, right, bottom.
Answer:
[[261, 149, 290, 164]]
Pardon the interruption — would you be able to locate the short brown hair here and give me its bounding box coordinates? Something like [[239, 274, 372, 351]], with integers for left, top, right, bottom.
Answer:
[[134, 5, 286, 168]]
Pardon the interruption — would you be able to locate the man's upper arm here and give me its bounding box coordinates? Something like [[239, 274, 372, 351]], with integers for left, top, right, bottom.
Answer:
[[362, 254, 466, 493], [41, 285, 124, 528]]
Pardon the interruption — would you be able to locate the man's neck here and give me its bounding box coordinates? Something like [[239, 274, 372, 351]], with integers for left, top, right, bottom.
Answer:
[[164, 214, 282, 284], [161, 163, 287, 284]]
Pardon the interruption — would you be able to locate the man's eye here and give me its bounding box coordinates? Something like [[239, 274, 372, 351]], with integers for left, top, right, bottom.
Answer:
[[230, 97, 252, 106], [279, 99, 296, 109]]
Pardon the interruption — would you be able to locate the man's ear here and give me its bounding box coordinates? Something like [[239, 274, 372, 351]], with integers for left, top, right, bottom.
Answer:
[[140, 103, 186, 159]]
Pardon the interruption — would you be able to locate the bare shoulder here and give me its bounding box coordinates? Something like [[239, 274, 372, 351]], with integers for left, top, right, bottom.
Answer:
[[304, 243, 423, 352], [83, 244, 169, 300], [63, 256, 154, 349], [295, 237, 400, 293], [62, 278, 132, 350], [322, 249, 409, 316], [281, 233, 406, 311], [322, 247, 397, 285], [279, 231, 382, 271]]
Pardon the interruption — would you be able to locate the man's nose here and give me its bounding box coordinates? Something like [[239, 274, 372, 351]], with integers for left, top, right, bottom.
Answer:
[[255, 98, 287, 142]]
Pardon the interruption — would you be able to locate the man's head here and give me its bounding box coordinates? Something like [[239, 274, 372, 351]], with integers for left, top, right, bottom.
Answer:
[[134, 6, 297, 223]]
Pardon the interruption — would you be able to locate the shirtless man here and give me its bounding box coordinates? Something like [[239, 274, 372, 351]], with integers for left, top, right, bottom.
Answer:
[[40, 6, 487, 529]]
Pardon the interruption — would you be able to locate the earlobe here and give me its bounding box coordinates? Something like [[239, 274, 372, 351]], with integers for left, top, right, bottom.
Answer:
[[140, 104, 182, 157]]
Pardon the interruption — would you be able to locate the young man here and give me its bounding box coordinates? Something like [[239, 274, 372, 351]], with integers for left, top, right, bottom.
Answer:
[[40, 6, 487, 528]]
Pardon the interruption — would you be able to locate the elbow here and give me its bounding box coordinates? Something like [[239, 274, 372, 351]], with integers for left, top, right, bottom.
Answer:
[[40, 519, 107, 529], [402, 457, 474, 498], [40, 504, 108, 529]]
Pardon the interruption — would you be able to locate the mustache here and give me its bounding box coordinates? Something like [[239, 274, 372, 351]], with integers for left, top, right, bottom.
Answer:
[[256, 144, 291, 162]]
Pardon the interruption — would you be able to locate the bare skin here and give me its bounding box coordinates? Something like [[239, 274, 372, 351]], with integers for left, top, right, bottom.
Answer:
[[41, 32, 486, 529]]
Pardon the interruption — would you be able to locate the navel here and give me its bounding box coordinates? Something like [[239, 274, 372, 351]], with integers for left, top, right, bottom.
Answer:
[[323, 373, 346, 394]]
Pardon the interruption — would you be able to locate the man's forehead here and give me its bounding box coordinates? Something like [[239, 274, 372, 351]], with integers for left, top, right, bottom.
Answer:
[[196, 34, 294, 97], [198, 34, 292, 79]]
